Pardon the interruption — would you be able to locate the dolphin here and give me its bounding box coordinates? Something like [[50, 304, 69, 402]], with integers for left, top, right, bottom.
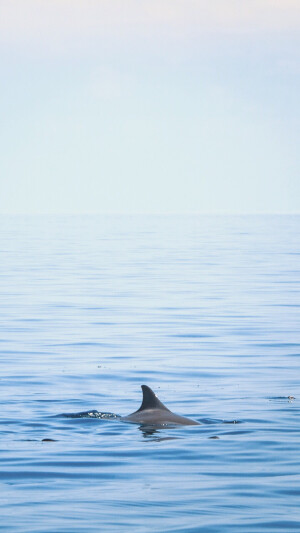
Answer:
[[121, 385, 199, 426]]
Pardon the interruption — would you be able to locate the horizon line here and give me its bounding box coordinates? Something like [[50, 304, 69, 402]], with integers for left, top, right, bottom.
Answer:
[[0, 211, 299, 216]]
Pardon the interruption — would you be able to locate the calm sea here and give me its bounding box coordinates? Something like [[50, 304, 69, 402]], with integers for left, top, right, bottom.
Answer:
[[0, 214, 299, 532]]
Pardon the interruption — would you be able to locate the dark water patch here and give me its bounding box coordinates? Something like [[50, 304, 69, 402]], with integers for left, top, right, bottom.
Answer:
[[269, 303, 300, 307], [248, 521, 300, 531], [222, 420, 242, 424], [0, 470, 130, 482], [255, 343, 300, 348], [0, 420, 21, 426], [20, 422, 49, 429], [16, 318, 44, 322], [31, 460, 124, 468], [171, 334, 213, 339], [19, 439, 39, 442], [36, 399, 85, 404], [198, 418, 221, 425], [51, 342, 115, 347], [242, 418, 273, 424], [277, 488, 300, 496], [0, 350, 49, 356], [221, 430, 252, 436], [82, 306, 114, 311]]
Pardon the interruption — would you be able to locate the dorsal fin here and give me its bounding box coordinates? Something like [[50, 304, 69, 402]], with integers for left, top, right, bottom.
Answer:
[[137, 385, 170, 412]]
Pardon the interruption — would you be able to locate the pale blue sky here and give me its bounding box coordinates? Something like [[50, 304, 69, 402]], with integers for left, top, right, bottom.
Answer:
[[1, 1, 299, 214]]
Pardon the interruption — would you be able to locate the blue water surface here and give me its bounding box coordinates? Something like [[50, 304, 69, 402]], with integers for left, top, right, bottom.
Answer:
[[0, 214, 299, 532]]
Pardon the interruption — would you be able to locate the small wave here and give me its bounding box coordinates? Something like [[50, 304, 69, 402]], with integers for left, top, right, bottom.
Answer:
[[60, 411, 120, 420], [269, 396, 296, 402], [51, 342, 113, 347], [171, 333, 212, 338], [222, 420, 242, 424]]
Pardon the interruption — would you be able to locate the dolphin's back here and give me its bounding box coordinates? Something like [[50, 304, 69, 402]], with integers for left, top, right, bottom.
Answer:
[[122, 385, 199, 426]]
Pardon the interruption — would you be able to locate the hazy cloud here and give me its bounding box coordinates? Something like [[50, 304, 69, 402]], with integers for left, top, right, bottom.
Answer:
[[0, 0, 299, 55]]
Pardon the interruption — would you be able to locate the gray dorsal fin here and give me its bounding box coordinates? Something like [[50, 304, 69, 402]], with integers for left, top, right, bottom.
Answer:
[[137, 385, 170, 412]]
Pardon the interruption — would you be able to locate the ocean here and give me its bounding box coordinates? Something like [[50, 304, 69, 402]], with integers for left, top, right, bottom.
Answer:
[[0, 214, 299, 532]]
